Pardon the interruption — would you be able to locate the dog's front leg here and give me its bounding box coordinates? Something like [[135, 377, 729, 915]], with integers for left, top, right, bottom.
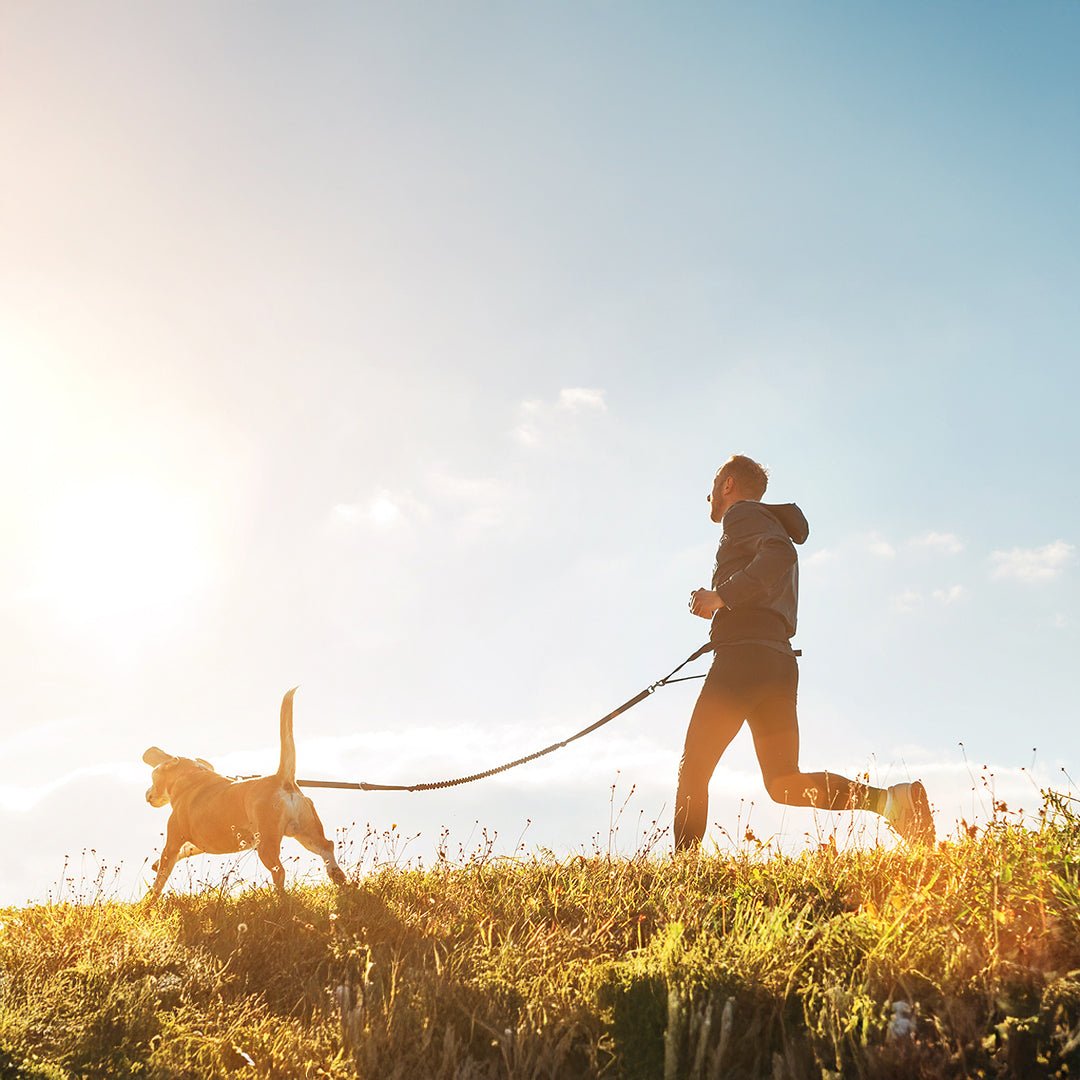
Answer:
[[149, 840, 182, 899], [148, 817, 196, 901], [152, 841, 203, 872]]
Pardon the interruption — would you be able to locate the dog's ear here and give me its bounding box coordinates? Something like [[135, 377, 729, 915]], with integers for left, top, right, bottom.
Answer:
[[195, 758, 214, 771], [142, 747, 175, 767]]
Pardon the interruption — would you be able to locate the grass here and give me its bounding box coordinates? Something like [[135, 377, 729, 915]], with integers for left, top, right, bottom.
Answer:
[[3, 793, 1080, 1078]]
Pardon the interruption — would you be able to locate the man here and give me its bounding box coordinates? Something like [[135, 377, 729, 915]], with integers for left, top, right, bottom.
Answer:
[[674, 454, 933, 850]]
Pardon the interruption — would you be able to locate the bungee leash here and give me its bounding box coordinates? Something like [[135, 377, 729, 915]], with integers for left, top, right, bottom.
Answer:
[[296, 641, 714, 793]]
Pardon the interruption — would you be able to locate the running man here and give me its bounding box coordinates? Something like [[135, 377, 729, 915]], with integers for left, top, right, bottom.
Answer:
[[674, 454, 934, 850]]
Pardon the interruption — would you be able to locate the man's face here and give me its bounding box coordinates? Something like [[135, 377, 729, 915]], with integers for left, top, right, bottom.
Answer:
[[708, 470, 732, 523]]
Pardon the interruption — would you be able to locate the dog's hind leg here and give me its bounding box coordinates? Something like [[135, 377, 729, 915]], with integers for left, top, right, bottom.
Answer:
[[293, 801, 347, 885], [256, 836, 287, 893], [296, 831, 347, 885]]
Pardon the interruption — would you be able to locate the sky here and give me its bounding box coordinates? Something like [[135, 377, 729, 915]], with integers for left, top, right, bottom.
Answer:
[[2, 1, 1078, 907]]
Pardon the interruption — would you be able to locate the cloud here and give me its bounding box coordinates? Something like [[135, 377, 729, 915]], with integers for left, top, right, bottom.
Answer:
[[368, 496, 401, 527], [427, 472, 505, 506], [910, 532, 964, 555], [931, 585, 965, 604], [331, 489, 429, 530], [892, 588, 923, 613], [813, 529, 963, 567], [514, 387, 608, 446], [427, 471, 511, 539], [867, 535, 896, 559], [892, 584, 965, 612], [989, 540, 1075, 583], [0, 762, 144, 813], [329, 472, 511, 543], [557, 387, 607, 413]]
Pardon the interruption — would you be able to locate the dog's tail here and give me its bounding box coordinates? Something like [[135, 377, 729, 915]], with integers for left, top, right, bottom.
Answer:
[[277, 686, 299, 782]]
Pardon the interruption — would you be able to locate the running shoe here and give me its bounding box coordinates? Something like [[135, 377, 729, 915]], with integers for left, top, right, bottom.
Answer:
[[884, 781, 935, 846]]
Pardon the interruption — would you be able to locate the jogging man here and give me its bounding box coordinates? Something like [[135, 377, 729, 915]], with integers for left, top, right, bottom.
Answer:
[[674, 454, 934, 850]]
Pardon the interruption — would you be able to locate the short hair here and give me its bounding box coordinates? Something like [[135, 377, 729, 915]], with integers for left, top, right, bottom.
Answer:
[[718, 454, 769, 500]]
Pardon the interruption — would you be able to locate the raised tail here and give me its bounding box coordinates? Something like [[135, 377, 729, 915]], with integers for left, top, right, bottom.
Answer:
[[277, 686, 299, 782]]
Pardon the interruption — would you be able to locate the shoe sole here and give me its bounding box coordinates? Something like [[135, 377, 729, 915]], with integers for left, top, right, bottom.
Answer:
[[909, 780, 935, 846]]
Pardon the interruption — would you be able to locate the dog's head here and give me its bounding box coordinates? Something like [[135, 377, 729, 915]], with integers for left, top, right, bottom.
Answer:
[[142, 747, 216, 808]]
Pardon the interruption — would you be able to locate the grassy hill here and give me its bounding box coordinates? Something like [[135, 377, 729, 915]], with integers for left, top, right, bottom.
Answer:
[[3, 794, 1080, 1079]]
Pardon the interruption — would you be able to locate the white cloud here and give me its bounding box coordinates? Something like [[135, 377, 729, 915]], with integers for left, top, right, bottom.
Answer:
[[813, 530, 961, 566], [514, 387, 608, 445], [330, 502, 363, 524], [989, 540, 1075, 583], [0, 762, 144, 813], [867, 535, 896, 559], [330, 474, 509, 542], [931, 585, 965, 604], [514, 401, 544, 446], [910, 532, 964, 555], [893, 584, 965, 612], [369, 496, 401, 527], [331, 489, 428, 530], [557, 387, 607, 413], [892, 588, 923, 613], [427, 471, 510, 538], [427, 471, 505, 505]]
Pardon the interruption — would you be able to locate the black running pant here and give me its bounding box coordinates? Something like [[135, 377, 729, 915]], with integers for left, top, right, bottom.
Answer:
[[674, 643, 866, 850]]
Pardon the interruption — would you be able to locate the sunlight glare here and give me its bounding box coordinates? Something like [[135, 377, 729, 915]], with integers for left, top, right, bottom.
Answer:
[[35, 476, 214, 641]]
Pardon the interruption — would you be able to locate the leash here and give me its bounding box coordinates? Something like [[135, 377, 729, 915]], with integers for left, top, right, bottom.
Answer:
[[296, 641, 715, 793]]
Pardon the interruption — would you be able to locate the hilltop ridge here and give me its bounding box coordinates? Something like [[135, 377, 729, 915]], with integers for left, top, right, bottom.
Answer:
[[2, 797, 1080, 1078]]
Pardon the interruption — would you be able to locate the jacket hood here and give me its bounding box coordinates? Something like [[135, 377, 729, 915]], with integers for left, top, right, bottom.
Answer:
[[762, 502, 809, 545]]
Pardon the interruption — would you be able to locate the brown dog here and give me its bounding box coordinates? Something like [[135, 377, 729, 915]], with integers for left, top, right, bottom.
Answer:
[[142, 687, 347, 897]]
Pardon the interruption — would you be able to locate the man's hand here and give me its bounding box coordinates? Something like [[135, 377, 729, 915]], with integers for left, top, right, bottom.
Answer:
[[689, 588, 725, 619]]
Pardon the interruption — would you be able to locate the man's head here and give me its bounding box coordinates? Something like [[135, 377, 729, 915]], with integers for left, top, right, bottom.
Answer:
[[709, 454, 768, 522]]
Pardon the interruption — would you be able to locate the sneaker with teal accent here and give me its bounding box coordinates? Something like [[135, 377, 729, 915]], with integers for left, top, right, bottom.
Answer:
[[885, 781, 934, 845]]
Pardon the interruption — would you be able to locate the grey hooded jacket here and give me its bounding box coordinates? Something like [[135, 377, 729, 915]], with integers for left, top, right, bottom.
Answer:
[[709, 500, 810, 651]]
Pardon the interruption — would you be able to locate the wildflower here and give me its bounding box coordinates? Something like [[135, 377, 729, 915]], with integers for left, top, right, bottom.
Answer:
[[887, 1002, 915, 1041]]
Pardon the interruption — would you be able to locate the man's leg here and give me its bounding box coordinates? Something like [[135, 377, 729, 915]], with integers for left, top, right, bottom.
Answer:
[[674, 665, 747, 851], [748, 689, 885, 812], [733, 649, 932, 841]]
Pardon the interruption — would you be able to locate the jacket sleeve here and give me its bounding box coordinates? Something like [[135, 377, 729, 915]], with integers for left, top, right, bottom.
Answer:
[[714, 503, 797, 611]]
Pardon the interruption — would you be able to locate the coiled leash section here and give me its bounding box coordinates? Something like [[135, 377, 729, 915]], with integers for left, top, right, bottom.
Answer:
[[297, 641, 714, 793]]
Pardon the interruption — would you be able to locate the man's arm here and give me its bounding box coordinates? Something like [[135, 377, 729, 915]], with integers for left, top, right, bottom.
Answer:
[[714, 502, 797, 611]]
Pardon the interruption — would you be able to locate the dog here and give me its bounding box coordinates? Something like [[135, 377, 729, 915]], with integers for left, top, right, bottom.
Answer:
[[142, 687, 347, 897]]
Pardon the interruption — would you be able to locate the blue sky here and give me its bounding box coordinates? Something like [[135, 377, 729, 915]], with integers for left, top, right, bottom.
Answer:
[[2, 2, 1078, 906]]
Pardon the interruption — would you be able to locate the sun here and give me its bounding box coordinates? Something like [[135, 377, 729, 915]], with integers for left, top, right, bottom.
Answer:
[[35, 475, 214, 645]]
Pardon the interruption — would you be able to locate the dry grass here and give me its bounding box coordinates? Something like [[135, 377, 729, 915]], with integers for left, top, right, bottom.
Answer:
[[2, 793, 1080, 1078]]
